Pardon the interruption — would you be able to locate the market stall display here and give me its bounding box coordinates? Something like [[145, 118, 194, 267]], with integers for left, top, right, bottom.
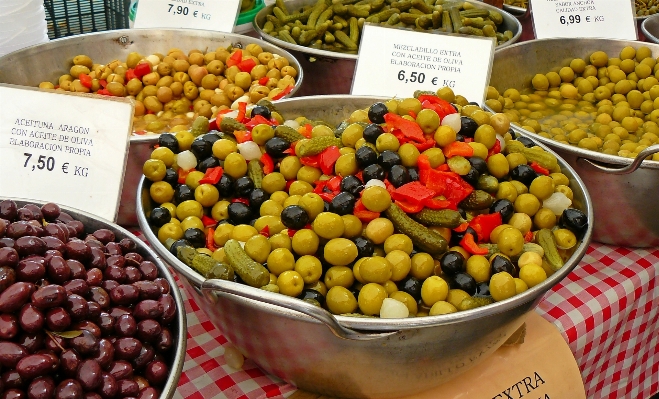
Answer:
[[136, 94, 592, 397], [0, 198, 186, 399], [489, 38, 659, 247]]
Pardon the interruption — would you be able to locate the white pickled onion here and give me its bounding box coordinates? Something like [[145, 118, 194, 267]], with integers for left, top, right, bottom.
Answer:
[[497, 134, 506, 152], [380, 298, 410, 319], [146, 54, 160, 66], [231, 96, 250, 110], [441, 113, 461, 133], [224, 344, 245, 369], [284, 119, 300, 129], [176, 150, 197, 171], [237, 141, 262, 161], [543, 192, 572, 216], [223, 110, 239, 120], [364, 179, 386, 189]]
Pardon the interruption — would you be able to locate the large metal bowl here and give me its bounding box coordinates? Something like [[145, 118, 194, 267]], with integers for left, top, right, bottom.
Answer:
[[137, 95, 593, 398], [4, 197, 187, 399], [490, 38, 659, 247], [0, 28, 304, 226], [642, 13, 659, 42], [253, 0, 522, 96]]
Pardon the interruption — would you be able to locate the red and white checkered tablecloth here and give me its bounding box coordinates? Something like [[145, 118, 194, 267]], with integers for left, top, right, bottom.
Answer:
[[135, 224, 659, 399]]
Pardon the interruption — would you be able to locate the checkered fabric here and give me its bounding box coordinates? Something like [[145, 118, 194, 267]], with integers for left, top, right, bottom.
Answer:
[[132, 229, 658, 398]]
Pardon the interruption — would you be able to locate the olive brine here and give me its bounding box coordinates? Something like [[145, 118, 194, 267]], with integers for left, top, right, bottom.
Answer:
[[0, 200, 177, 399], [143, 88, 588, 318]]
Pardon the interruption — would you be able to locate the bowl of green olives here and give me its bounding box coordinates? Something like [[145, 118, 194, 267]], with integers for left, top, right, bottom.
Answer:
[[0, 28, 304, 226], [136, 92, 592, 398], [489, 38, 659, 247]]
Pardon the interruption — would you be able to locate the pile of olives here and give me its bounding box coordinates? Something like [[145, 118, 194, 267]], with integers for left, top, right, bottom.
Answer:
[[0, 200, 177, 399], [487, 45, 659, 160], [142, 88, 588, 319], [38, 45, 299, 135]]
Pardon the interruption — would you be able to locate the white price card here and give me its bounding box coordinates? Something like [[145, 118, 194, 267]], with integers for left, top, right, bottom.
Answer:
[[351, 24, 495, 104], [0, 85, 134, 222], [133, 0, 241, 33], [530, 0, 637, 40]]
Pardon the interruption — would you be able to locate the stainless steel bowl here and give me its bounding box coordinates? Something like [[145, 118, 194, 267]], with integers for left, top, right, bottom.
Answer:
[[490, 38, 659, 247], [4, 197, 187, 399], [642, 13, 659, 42], [253, 0, 522, 96], [137, 95, 593, 399], [0, 28, 304, 226]]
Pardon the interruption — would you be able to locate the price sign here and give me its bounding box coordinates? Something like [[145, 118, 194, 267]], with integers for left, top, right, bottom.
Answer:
[[530, 0, 637, 40], [133, 0, 241, 33], [351, 24, 495, 104], [0, 85, 134, 222]]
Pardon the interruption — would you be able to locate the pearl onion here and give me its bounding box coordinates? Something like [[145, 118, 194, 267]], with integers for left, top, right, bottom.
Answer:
[[364, 179, 386, 189], [380, 298, 410, 319], [441, 113, 461, 133], [176, 150, 197, 171], [543, 192, 572, 216], [237, 141, 262, 161]]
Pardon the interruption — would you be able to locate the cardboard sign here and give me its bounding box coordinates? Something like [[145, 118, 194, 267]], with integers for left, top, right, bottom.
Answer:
[[351, 24, 495, 104], [0, 85, 134, 222], [133, 0, 242, 33], [530, 0, 637, 40]]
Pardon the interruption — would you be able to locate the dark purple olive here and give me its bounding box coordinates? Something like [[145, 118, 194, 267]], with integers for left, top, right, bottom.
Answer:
[[0, 282, 34, 313], [40, 204, 60, 222], [63, 280, 89, 297], [23, 205, 43, 221], [7, 222, 43, 240], [46, 257, 70, 285], [92, 338, 114, 369], [110, 285, 139, 306], [44, 334, 66, 354], [136, 320, 161, 343], [0, 238, 15, 249], [43, 224, 67, 243], [86, 302, 101, 319], [70, 330, 98, 356], [118, 239, 137, 254], [41, 237, 65, 253], [105, 243, 122, 257], [83, 393, 102, 399], [2, 370, 24, 389], [132, 281, 160, 300], [133, 300, 162, 321], [124, 267, 141, 284], [106, 255, 125, 269], [16, 354, 56, 381], [88, 287, 110, 310], [145, 360, 168, 386], [66, 222, 84, 238], [86, 268, 103, 287], [100, 280, 119, 293], [0, 342, 29, 368], [104, 266, 126, 283], [65, 295, 89, 320], [2, 389, 26, 399], [96, 313, 115, 336], [107, 361, 133, 380], [115, 314, 137, 337], [17, 334, 44, 354], [56, 212, 74, 223], [64, 240, 91, 264], [70, 320, 101, 339], [153, 279, 169, 295], [66, 261, 86, 280], [109, 307, 131, 319], [131, 345, 154, 370], [124, 253, 143, 266], [133, 376, 148, 392], [155, 328, 173, 353], [19, 304, 45, 334], [0, 218, 6, 237], [138, 262, 157, 281], [92, 229, 115, 244], [54, 379, 83, 399], [113, 338, 142, 360], [76, 359, 102, 391], [0, 266, 16, 294], [15, 237, 47, 257], [27, 376, 55, 399], [89, 248, 106, 270], [0, 313, 19, 340], [158, 295, 176, 325], [98, 373, 118, 399], [16, 261, 46, 283], [59, 349, 82, 378], [31, 285, 67, 309], [0, 247, 19, 267], [45, 308, 71, 332], [137, 387, 159, 399], [117, 379, 139, 397]]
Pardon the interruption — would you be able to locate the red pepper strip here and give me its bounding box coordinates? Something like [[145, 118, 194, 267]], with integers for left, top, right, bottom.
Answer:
[[237, 102, 247, 123], [258, 76, 269, 86], [383, 179, 396, 196], [318, 192, 336, 202], [392, 130, 409, 145], [394, 200, 424, 214], [233, 130, 252, 143], [300, 154, 320, 168], [206, 228, 218, 252], [530, 161, 550, 176], [259, 225, 270, 238], [245, 115, 274, 129], [226, 49, 242, 68], [354, 199, 381, 222], [259, 153, 274, 175], [408, 110, 417, 119], [524, 230, 534, 243], [198, 166, 224, 185], [237, 58, 256, 73], [319, 146, 341, 176], [460, 233, 489, 255], [443, 141, 474, 158], [79, 73, 92, 89], [384, 113, 425, 143], [454, 222, 469, 233], [417, 154, 432, 185], [423, 197, 453, 210], [97, 89, 111, 96], [285, 180, 295, 191], [412, 138, 436, 152], [424, 170, 473, 207], [134, 130, 146, 135], [464, 137, 473, 143], [232, 198, 250, 205], [202, 215, 218, 228], [208, 119, 218, 132], [313, 180, 328, 194], [327, 175, 342, 193], [54, 85, 60, 89], [272, 85, 294, 101], [392, 181, 436, 206], [177, 168, 194, 184], [418, 95, 457, 119], [437, 164, 450, 172], [125, 69, 136, 82], [355, 171, 364, 183], [487, 139, 502, 158], [287, 229, 297, 238], [469, 213, 502, 243], [134, 62, 151, 78]]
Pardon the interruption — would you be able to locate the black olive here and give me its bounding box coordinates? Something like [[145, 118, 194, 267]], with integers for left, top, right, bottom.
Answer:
[[330, 192, 356, 215], [388, 165, 410, 188], [490, 199, 514, 222], [508, 130, 517, 139], [162, 168, 178, 186], [475, 282, 490, 297], [455, 133, 465, 142], [202, 132, 221, 146], [462, 167, 480, 186], [362, 164, 385, 183], [264, 137, 290, 158], [281, 205, 310, 229], [168, 239, 191, 256], [249, 189, 268, 212], [378, 150, 402, 171], [232, 273, 244, 284], [298, 288, 326, 306], [354, 237, 374, 259], [469, 157, 488, 175], [233, 177, 254, 198], [190, 139, 212, 159], [397, 276, 422, 300], [197, 156, 220, 173], [516, 136, 535, 148], [559, 208, 588, 239], [183, 228, 206, 248], [408, 168, 419, 182], [158, 133, 179, 153], [368, 102, 389, 124], [174, 184, 194, 204], [452, 273, 477, 295], [215, 174, 234, 198], [439, 251, 465, 276], [468, 101, 480, 107], [149, 207, 171, 228], [355, 146, 378, 168], [340, 176, 364, 197], [323, 201, 330, 212], [348, 287, 360, 299], [251, 105, 271, 119], [450, 226, 477, 247], [460, 117, 479, 138], [458, 208, 467, 220], [228, 202, 253, 225], [510, 164, 538, 186], [490, 254, 517, 277], [363, 123, 384, 144]]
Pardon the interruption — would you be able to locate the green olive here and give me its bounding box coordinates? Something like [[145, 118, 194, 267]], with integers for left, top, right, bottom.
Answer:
[[267, 247, 296, 275], [360, 186, 392, 213], [398, 143, 420, 168], [358, 283, 388, 316], [292, 229, 320, 256], [295, 255, 323, 285], [211, 200, 230, 221], [514, 193, 541, 216], [244, 234, 272, 263], [341, 215, 363, 238], [298, 193, 324, 220], [142, 159, 166, 181], [157, 222, 183, 243], [466, 255, 490, 283], [490, 272, 516, 301], [176, 200, 203, 220], [416, 109, 440, 134], [553, 228, 577, 249], [326, 286, 358, 314], [253, 215, 285, 235], [364, 218, 394, 244], [334, 153, 358, 177], [420, 276, 449, 306], [324, 238, 358, 266], [212, 139, 238, 160], [358, 256, 392, 284], [383, 234, 413, 255], [529, 175, 555, 200], [397, 98, 422, 116], [149, 181, 174, 204], [385, 250, 411, 281], [324, 266, 355, 289], [312, 212, 344, 239], [224, 153, 248, 179], [487, 153, 510, 179], [194, 184, 219, 207], [497, 228, 524, 257], [251, 124, 275, 145]]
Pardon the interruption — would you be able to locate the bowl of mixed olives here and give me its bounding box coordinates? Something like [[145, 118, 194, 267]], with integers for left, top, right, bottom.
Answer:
[[136, 90, 592, 398], [489, 38, 659, 247], [0, 28, 303, 226], [0, 198, 186, 399]]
